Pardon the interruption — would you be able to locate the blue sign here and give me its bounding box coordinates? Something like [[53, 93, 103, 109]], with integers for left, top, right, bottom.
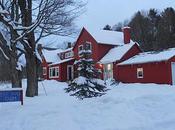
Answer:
[[0, 90, 23, 105]]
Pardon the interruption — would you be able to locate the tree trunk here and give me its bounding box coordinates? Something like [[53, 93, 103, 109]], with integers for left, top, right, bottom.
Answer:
[[10, 57, 21, 88], [9, 45, 22, 88], [18, 0, 39, 97], [35, 59, 40, 96], [25, 53, 37, 97]]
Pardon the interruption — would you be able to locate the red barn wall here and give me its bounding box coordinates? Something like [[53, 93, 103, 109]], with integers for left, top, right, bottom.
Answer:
[[113, 44, 142, 80], [121, 44, 142, 62], [116, 61, 172, 84], [97, 44, 114, 61]]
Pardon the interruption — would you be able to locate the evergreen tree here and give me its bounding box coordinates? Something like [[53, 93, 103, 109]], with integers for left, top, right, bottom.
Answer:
[[103, 24, 112, 30], [112, 22, 123, 31], [65, 43, 108, 99], [129, 11, 152, 51], [156, 7, 175, 50]]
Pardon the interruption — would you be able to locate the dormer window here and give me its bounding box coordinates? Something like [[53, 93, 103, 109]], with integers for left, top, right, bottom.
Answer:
[[65, 51, 74, 59], [60, 53, 64, 60]]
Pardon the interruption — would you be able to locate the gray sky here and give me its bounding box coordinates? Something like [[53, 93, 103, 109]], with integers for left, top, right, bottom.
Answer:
[[43, 0, 175, 47], [76, 0, 174, 31]]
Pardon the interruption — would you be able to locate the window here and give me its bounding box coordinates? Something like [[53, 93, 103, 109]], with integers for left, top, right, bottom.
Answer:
[[104, 63, 113, 80], [49, 67, 59, 78], [65, 51, 74, 58], [85, 42, 92, 50], [78, 42, 92, 56], [78, 45, 83, 55], [137, 68, 143, 78], [60, 54, 64, 60], [43, 67, 47, 75]]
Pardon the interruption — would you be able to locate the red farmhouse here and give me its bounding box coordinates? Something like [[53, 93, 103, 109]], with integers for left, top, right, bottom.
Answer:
[[41, 27, 175, 85], [42, 27, 141, 81]]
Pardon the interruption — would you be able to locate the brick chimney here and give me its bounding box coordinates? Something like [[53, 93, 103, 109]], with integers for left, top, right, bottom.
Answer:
[[67, 42, 72, 48], [122, 27, 131, 44]]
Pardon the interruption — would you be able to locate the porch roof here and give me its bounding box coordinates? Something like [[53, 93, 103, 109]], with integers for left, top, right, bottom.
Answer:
[[99, 42, 136, 64], [49, 58, 74, 66]]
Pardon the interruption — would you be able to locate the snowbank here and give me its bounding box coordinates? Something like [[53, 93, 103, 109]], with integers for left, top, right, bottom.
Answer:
[[1, 80, 175, 130]]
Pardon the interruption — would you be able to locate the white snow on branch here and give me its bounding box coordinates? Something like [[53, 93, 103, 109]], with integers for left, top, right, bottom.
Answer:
[[35, 43, 42, 62], [16, 54, 26, 71]]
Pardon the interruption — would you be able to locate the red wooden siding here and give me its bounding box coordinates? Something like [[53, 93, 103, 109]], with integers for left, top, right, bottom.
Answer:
[[73, 28, 114, 62], [168, 56, 175, 84], [113, 44, 142, 80], [60, 60, 75, 82], [121, 44, 142, 62], [116, 61, 172, 84], [48, 60, 75, 82], [97, 44, 114, 61], [42, 59, 49, 80]]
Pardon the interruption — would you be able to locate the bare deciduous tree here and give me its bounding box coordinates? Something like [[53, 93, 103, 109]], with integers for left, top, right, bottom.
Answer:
[[0, 0, 85, 97]]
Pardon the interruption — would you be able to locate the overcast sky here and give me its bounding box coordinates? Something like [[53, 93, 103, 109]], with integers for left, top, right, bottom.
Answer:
[[76, 0, 174, 31], [43, 0, 175, 47]]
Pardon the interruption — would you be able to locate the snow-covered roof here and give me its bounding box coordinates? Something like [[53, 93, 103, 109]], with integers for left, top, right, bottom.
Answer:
[[99, 42, 136, 64], [50, 58, 74, 66], [119, 48, 175, 65], [42, 49, 63, 63], [89, 29, 124, 45], [60, 47, 73, 53]]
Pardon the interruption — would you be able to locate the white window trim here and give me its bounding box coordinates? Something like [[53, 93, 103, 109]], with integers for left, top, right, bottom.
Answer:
[[85, 41, 92, 50], [49, 67, 59, 78], [43, 67, 47, 75], [78, 45, 83, 56], [137, 68, 143, 79]]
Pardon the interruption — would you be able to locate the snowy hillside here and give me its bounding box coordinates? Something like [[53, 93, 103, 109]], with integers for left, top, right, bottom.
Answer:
[[1, 80, 175, 130]]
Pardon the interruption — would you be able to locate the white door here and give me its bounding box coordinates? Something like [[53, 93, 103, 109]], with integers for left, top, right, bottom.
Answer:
[[103, 63, 113, 80], [171, 62, 175, 85], [67, 65, 74, 81]]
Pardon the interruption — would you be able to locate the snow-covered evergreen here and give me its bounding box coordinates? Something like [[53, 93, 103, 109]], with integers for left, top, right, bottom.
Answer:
[[65, 45, 108, 99]]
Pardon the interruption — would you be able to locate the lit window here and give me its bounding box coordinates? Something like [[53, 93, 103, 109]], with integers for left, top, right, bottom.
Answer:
[[137, 68, 143, 78], [49, 67, 59, 78], [43, 67, 47, 75], [107, 64, 111, 70]]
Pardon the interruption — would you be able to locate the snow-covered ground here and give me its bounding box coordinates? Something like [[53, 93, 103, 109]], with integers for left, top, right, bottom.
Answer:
[[1, 80, 175, 130]]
